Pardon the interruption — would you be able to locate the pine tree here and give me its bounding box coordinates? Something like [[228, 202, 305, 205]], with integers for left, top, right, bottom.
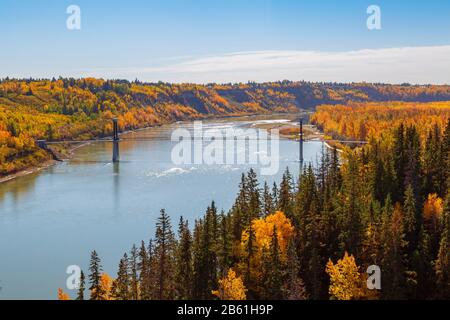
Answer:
[[138, 240, 151, 300], [380, 204, 408, 299], [435, 193, 450, 299], [278, 167, 294, 219], [247, 169, 261, 220], [403, 185, 418, 255], [263, 226, 283, 299], [175, 217, 193, 299], [404, 125, 422, 207], [128, 244, 139, 300], [340, 152, 363, 260], [283, 239, 307, 300], [112, 254, 130, 300], [393, 124, 406, 203], [154, 209, 176, 300], [272, 182, 279, 210], [76, 271, 85, 300], [217, 211, 232, 277], [243, 220, 257, 299], [262, 181, 275, 216], [88, 250, 104, 300]]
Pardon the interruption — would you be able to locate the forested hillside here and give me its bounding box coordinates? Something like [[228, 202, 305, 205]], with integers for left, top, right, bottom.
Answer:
[[2, 78, 450, 175], [311, 101, 450, 142]]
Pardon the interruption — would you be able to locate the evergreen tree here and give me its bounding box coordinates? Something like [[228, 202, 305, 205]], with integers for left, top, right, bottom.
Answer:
[[393, 124, 406, 203], [435, 193, 450, 299], [264, 227, 283, 299], [278, 167, 294, 218], [246, 169, 261, 220], [404, 125, 422, 207], [175, 217, 193, 299], [262, 181, 275, 216], [243, 220, 257, 299], [380, 204, 408, 299], [403, 185, 418, 255], [283, 239, 307, 300], [154, 209, 176, 300], [76, 271, 85, 301], [112, 254, 130, 300], [217, 211, 232, 277], [88, 250, 104, 300], [138, 240, 151, 300], [128, 244, 139, 300]]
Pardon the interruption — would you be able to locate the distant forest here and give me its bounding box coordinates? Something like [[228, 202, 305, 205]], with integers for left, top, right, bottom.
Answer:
[[2, 77, 450, 175]]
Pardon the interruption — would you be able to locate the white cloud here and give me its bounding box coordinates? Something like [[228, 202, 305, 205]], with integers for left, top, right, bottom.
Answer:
[[83, 45, 450, 84]]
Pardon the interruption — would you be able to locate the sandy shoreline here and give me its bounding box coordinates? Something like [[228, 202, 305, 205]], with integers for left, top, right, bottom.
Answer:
[[0, 159, 58, 184]]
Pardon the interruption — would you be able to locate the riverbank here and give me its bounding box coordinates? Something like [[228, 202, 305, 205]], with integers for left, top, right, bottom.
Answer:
[[0, 159, 57, 184], [0, 142, 90, 184]]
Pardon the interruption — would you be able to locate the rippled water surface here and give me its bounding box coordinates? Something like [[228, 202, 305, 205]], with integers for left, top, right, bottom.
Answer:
[[0, 117, 323, 299]]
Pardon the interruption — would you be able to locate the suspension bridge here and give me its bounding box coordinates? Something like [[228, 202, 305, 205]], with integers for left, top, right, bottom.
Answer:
[[37, 118, 367, 164]]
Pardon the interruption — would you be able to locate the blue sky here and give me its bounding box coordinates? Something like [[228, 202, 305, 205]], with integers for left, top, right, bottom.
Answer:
[[1, 0, 450, 83]]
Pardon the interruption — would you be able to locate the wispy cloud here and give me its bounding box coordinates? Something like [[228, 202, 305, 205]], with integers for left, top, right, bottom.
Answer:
[[83, 45, 450, 84]]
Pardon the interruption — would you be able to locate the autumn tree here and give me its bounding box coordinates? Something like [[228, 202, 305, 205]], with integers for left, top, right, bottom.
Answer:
[[212, 269, 247, 300], [325, 252, 367, 300]]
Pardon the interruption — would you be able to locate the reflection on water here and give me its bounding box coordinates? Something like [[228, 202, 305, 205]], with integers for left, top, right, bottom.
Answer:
[[0, 116, 323, 299]]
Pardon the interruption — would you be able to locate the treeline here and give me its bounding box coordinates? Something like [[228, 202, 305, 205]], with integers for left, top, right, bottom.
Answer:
[[59, 119, 450, 300], [3, 78, 450, 176], [311, 101, 450, 142]]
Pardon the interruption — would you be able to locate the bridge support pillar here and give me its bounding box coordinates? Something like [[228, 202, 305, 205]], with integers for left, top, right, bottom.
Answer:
[[299, 118, 304, 171], [112, 118, 120, 163]]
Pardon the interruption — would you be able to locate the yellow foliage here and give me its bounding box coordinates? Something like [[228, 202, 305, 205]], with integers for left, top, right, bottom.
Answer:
[[242, 211, 294, 258], [90, 273, 114, 300], [423, 193, 443, 222], [212, 269, 247, 300], [57, 288, 71, 300], [325, 252, 367, 300]]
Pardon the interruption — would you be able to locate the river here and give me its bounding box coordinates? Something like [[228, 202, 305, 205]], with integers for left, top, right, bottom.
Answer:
[[0, 116, 323, 299]]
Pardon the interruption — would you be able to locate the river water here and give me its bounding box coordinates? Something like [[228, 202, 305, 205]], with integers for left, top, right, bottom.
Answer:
[[0, 116, 323, 299]]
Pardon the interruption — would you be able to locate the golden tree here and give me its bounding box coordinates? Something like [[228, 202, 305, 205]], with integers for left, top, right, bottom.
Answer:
[[325, 252, 367, 300], [57, 288, 71, 300], [212, 269, 247, 300]]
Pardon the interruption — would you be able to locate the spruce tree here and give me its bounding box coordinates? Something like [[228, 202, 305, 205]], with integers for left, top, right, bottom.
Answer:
[[88, 250, 104, 300], [278, 167, 294, 219], [154, 209, 176, 300], [217, 211, 232, 277], [262, 181, 274, 216], [76, 271, 85, 300], [403, 184, 418, 255], [435, 193, 450, 299], [112, 254, 130, 300], [138, 240, 151, 300], [175, 217, 193, 300], [246, 169, 261, 220], [381, 204, 408, 300], [264, 226, 283, 299], [129, 244, 139, 300]]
